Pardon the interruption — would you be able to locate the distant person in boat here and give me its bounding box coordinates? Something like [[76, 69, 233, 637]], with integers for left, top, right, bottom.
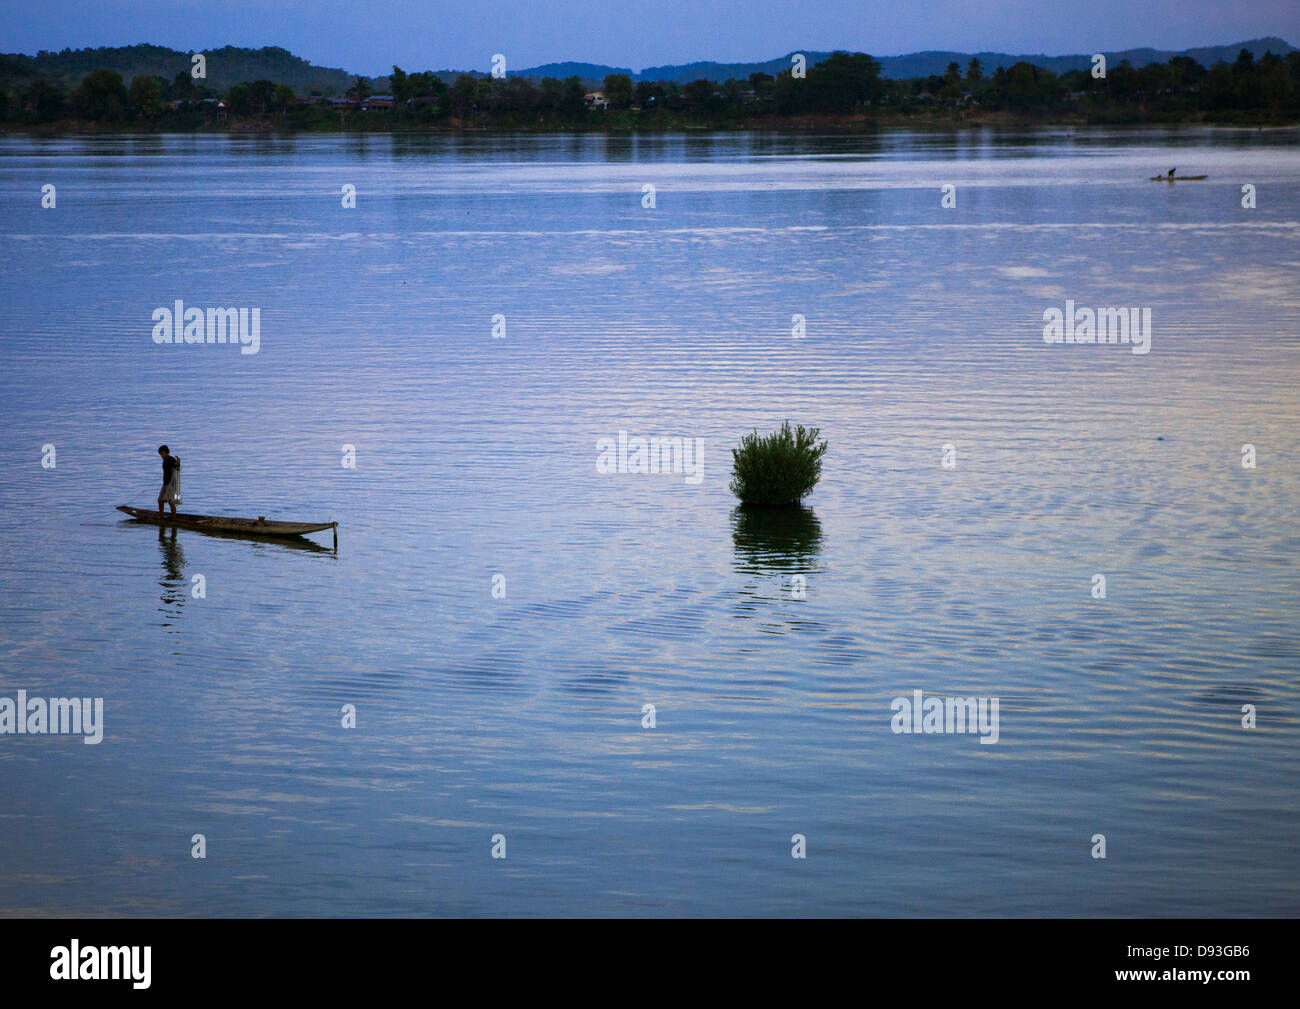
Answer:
[[157, 445, 182, 515]]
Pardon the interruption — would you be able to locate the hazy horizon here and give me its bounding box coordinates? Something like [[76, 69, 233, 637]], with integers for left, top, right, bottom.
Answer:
[[3, 0, 1298, 78]]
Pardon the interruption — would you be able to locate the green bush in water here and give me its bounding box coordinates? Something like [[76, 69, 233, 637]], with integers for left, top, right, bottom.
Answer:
[[729, 421, 828, 506]]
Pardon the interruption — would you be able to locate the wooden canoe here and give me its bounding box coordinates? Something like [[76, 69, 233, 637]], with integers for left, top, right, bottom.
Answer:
[[117, 505, 337, 540], [1150, 175, 1208, 181]]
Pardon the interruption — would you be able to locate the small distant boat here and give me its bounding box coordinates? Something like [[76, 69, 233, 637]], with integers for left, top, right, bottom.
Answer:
[[1150, 174, 1208, 181], [117, 505, 337, 546]]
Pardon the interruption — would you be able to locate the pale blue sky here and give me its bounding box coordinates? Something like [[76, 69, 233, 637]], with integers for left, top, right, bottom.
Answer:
[[3, 0, 1297, 76]]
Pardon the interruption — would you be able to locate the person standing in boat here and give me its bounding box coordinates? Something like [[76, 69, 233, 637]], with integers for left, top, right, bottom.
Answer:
[[157, 445, 182, 515]]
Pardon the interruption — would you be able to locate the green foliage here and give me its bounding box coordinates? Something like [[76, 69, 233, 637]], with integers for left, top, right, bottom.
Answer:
[[346, 76, 371, 102], [226, 82, 252, 116], [128, 74, 164, 117], [4, 43, 1299, 129], [389, 66, 410, 102], [602, 73, 633, 106], [0, 44, 354, 95], [730, 422, 828, 506], [682, 78, 719, 112], [807, 51, 883, 112], [273, 83, 296, 112], [72, 68, 127, 119], [634, 79, 662, 107], [24, 77, 66, 121], [449, 73, 478, 117]]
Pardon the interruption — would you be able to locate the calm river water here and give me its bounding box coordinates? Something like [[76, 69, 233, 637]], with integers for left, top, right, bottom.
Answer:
[[1, 128, 1298, 916]]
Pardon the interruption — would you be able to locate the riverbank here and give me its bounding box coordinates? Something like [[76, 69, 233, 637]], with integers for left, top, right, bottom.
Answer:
[[7, 108, 1299, 135]]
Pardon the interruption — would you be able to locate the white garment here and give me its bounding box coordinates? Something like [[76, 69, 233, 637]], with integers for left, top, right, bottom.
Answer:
[[161, 467, 182, 505]]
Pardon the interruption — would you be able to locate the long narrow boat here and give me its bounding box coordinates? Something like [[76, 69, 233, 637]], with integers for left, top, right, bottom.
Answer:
[[1150, 174, 1208, 181], [117, 505, 338, 547]]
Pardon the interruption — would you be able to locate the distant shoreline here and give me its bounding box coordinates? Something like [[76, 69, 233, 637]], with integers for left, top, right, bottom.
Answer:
[[9, 47, 1298, 136], [6, 111, 1299, 136]]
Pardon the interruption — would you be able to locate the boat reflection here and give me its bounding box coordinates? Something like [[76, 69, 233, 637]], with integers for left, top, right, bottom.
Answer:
[[182, 525, 336, 553], [158, 526, 186, 627], [121, 513, 335, 553]]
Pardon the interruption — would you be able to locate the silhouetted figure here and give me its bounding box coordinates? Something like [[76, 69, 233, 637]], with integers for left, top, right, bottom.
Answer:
[[157, 445, 182, 515]]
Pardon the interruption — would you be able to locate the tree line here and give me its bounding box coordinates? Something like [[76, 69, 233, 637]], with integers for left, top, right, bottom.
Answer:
[[3, 48, 1298, 128]]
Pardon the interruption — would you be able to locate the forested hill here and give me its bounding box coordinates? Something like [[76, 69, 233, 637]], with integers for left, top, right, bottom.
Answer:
[[624, 38, 1296, 83], [0, 45, 355, 93], [879, 37, 1294, 80], [1, 38, 1294, 93]]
